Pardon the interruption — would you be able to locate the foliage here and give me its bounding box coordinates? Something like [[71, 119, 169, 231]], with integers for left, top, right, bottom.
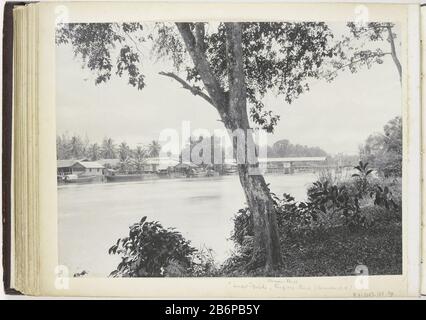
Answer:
[[369, 185, 398, 211], [118, 142, 131, 162], [109, 216, 219, 277], [56, 133, 88, 159], [190, 245, 220, 277], [222, 209, 255, 274], [56, 23, 146, 89], [267, 139, 328, 158], [132, 146, 148, 172], [117, 142, 133, 172], [229, 160, 399, 261], [56, 134, 156, 172], [57, 133, 331, 171], [87, 143, 101, 161], [147, 140, 162, 158], [360, 116, 402, 177], [225, 168, 401, 274], [352, 161, 373, 179], [73, 270, 88, 277], [351, 161, 373, 195], [230, 207, 253, 246], [273, 193, 317, 236], [324, 22, 401, 81], [307, 181, 365, 231], [316, 167, 348, 186], [56, 22, 344, 133], [108, 216, 197, 277], [101, 137, 117, 159]]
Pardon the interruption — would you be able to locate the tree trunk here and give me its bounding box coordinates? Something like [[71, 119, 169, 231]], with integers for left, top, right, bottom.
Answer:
[[222, 107, 283, 271], [221, 109, 283, 271], [176, 22, 283, 271], [237, 159, 283, 271], [221, 97, 283, 271], [223, 23, 282, 271]]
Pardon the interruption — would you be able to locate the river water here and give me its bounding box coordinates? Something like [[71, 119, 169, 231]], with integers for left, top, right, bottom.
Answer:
[[58, 172, 317, 277]]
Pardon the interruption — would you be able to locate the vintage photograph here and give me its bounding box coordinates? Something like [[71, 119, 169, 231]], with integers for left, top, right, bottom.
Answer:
[[55, 21, 403, 278]]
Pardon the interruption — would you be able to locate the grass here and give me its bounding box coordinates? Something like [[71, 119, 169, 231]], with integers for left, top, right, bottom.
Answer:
[[220, 207, 402, 277], [278, 221, 402, 277]]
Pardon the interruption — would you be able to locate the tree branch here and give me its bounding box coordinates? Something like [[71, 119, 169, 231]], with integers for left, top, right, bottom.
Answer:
[[113, 23, 144, 57], [386, 25, 402, 83], [325, 52, 391, 80], [158, 71, 214, 106], [351, 24, 389, 39], [175, 23, 227, 111]]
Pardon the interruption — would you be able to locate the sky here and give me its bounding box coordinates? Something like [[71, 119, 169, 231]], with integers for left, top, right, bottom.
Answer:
[[56, 23, 402, 156]]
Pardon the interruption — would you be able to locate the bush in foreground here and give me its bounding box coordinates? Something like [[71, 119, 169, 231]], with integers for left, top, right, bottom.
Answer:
[[108, 216, 219, 277]]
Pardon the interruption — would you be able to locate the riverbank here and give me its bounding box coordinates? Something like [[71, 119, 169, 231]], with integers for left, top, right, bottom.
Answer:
[[58, 169, 322, 186]]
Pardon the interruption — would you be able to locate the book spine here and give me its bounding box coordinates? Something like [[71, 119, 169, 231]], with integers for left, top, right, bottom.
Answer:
[[1, 1, 29, 296], [421, 2, 426, 297]]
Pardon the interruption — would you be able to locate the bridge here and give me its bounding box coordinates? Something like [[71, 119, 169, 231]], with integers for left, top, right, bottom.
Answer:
[[223, 156, 353, 174], [257, 156, 354, 174]]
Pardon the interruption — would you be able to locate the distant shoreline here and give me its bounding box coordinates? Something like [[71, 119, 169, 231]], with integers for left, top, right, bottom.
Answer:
[[56, 171, 321, 189]]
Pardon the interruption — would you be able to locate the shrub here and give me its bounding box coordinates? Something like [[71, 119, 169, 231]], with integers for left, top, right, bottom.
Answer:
[[360, 116, 402, 177], [225, 161, 402, 275], [229, 172, 386, 259], [108, 216, 220, 277], [351, 161, 373, 196], [221, 239, 254, 275], [273, 193, 318, 237], [359, 205, 388, 224], [370, 185, 398, 210], [317, 167, 350, 186], [230, 207, 253, 246], [225, 208, 256, 273], [190, 245, 220, 277], [382, 177, 402, 209], [109, 216, 197, 277], [306, 181, 365, 231], [230, 177, 372, 257]]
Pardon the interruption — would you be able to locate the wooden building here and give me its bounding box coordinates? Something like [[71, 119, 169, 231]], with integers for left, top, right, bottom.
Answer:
[[57, 160, 104, 177]]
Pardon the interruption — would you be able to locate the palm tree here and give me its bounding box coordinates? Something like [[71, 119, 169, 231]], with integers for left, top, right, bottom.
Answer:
[[88, 143, 101, 161], [118, 142, 131, 162], [101, 137, 116, 159], [56, 134, 71, 159], [147, 140, 161, 158], [69, 135, 85, 159], [133, 146, 147, 173]]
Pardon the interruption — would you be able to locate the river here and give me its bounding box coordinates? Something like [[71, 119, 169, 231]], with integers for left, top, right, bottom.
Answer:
[[58, 172, 318, 277]]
